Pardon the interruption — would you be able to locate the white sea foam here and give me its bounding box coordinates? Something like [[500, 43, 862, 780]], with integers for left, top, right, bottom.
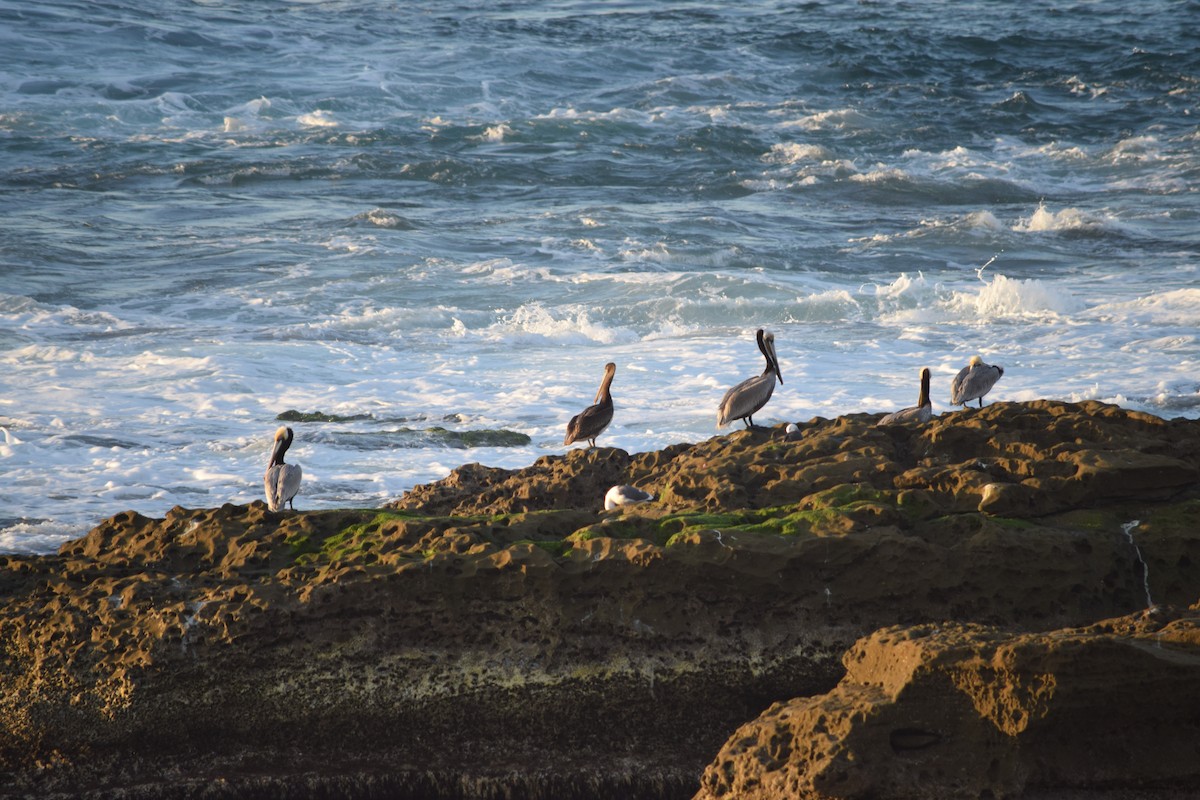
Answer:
[[739, 175, 819, 191], [963, 210, 1006, 232], [949, 274, 1083, 319], [474, 123, 514, 142], [792, 289, 861, 321], [849, 166, 908, 184], [911, 145, 980, 169], [480, 304, 640, 345], [762, 142, 836, 164], [539, 106, 649, 123], [780, 108, 872, 131], [1106, 135, 1161, 164], [848, 210, 1005, 246], [357, 209, 413, 229], [1064, 75, 1109, 98], [0, 295, 135, 337], [1013, 201, 1116, 234], [566, 269, 690, 287], [461, 259, 558, 284], [1094, 289, 1200, 327], [0, 520, 79, 555], [304, 303, 461, 335], [298, 110, 338, 128], [863, 272, 948, 321]]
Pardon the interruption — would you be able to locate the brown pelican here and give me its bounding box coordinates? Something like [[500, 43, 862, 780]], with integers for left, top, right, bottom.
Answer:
[[564, 361, 616, 448], [264, 426, 302, 511], [604, 484, 654, 511], [951, 355, 1005, 408], [717, 328, 782, 429], [878, 367, 933, 425]]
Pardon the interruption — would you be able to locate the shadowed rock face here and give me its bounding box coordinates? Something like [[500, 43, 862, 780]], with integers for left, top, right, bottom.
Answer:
[[695, 606, 1200, 800], [0, 401, 1197, 798]]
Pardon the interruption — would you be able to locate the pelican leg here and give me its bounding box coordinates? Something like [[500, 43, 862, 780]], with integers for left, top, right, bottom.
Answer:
[[978, 398, 984, 408], [744, 416, 754, 429]]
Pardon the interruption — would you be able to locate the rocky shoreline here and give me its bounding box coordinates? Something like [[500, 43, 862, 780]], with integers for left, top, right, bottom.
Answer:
[[1, 401, 1198, 798]]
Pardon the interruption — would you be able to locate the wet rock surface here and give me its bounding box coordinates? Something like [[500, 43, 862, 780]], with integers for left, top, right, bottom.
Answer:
[[1, 401, 1198, 798]]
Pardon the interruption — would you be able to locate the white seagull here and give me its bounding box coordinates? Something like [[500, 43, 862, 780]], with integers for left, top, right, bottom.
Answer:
[[604, 485, 655, 511]]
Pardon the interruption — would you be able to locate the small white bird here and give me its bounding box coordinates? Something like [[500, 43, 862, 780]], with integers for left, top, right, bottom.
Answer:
[[264, 426, 302, 511], [878, 367, 933, 425], [784, 422, 802, 440], [604, 484, 654, 511], [951, 356, 1005, 408]]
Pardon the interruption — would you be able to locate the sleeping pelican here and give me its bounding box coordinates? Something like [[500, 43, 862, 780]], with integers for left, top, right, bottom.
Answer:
[[878, 367, 933, 426], [717, 329, 782, 429], [264, 426, 302, 511], [564, 362, 616, 448], [951, 355, 1005, 408], [604, 484, 655, 511]]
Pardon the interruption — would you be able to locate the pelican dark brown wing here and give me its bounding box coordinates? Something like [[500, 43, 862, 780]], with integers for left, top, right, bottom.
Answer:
[[565, 362, 616, 447]]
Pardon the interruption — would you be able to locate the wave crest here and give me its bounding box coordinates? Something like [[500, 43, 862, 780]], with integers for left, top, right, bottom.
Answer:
[[486, 304, 638, 345], [762, 142, 835, 164], [952, 274, 1082, 318], [1013, 201, 1121, 234]]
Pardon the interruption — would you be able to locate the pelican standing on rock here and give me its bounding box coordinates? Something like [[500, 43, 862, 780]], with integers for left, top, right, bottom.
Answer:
[[604, 485, 655, 511], [717, 328, 782, 429], [264, 426, 302, 511], [951, 355, 1005, 408], [878, 367, 933, 426], [564, 361, 616, 448]]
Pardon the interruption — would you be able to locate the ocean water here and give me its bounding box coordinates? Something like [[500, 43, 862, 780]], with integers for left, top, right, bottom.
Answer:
[[2, 0, 1198, 553]]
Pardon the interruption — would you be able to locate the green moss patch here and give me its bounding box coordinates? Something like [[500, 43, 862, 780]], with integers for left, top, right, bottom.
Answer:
[[568, 519, 658, 544], [517, 539, 572, 557], [803, 483, 892, 510]]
